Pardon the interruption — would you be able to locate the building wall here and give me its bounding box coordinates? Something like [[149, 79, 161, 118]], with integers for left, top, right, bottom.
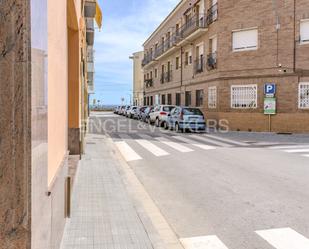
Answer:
[[142, 0, 309, 133], [132, 51, 144, 105], [48, 0, 69, 185], [0, 0, 32, 248]]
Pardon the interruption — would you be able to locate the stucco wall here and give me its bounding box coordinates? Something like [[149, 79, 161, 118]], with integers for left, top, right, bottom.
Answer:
[[48, 0, 69, 184]]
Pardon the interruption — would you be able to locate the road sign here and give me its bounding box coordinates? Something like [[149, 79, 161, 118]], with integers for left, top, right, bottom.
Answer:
[[264, 97, 276, 115], [264, 83, 276, 96]]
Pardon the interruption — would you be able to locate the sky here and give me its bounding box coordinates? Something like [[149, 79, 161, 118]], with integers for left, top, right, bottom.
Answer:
[[92, 0, 180, 105]]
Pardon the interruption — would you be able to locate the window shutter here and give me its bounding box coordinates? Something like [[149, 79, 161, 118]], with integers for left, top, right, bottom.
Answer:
[[300, 20, 309, 42], [233, 29, 258, 51]]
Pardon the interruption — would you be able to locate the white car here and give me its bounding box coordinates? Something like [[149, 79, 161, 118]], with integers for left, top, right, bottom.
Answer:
[[127, 106, 138, 118], [149, 105, 176, 127]]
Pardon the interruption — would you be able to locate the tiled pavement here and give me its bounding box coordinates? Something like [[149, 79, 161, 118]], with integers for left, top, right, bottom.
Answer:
[[60, 134, 183, 249]]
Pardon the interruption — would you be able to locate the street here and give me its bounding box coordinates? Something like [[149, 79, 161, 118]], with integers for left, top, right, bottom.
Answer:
[[89, 112, 309, 249]]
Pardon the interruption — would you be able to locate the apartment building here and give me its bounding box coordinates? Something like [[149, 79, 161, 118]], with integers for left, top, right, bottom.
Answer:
[[130, 51, 145, 106], [142, 0, 309, 133], [0, 0, 102, 249]]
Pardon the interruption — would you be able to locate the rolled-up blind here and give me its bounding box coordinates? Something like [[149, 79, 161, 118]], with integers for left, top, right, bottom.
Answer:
[[233, 29, 258, 51], [300, 20, 309, 42]]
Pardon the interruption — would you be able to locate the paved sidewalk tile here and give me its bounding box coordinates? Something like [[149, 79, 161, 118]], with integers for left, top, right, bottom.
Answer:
[[60, 135, 154, 249]]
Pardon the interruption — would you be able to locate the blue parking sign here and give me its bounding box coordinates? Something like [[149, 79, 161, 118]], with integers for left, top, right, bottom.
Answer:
[[264, 83, 276, 95]]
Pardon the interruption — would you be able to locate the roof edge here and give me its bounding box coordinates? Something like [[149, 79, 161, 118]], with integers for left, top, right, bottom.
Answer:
[[142, 0, 187, 47]]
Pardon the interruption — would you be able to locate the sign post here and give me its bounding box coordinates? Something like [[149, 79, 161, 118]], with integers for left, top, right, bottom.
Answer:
[[264, 83, 277, 132]]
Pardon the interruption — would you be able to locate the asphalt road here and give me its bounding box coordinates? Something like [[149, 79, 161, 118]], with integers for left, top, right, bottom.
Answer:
[[89, 112, 309, 249]]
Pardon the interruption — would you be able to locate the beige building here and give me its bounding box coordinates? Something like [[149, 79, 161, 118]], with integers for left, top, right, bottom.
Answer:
[[0, 0, 102, 249], [130, 51, 145, 106], [142, 0, 309, 133]]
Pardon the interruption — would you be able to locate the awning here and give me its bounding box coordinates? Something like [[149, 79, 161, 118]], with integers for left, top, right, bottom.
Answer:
[[95, 1, 103, 29]]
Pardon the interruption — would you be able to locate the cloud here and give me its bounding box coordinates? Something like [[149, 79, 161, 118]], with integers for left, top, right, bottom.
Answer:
[[92, 0, 180, 105]]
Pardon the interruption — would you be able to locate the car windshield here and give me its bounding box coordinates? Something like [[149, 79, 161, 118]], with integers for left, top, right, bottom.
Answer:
[[163, 106, 175, 112], [132, 107, 137, 110], [183, 108, 203, 115]]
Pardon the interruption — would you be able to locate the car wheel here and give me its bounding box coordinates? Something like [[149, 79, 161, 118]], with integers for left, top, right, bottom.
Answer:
[[155, 118, 160, 127], [175, 123, 183, 133], [163, 121, 168, 130]]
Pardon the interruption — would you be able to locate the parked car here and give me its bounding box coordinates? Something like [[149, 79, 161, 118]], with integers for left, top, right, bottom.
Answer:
[[127, 106, 138, 118], [167, 107, 206, 132], [124, 105, 131, 117], [118, 106, 125, 115], [149, 105, 176, 127], [114, 106, 120, 114], [140, 106, 153, 123], [134, 106, 147, 119]]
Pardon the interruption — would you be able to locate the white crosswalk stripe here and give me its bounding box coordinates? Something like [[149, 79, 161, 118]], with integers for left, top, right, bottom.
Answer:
[[172, 135, 217, 150], [269, 145, 309, 150], [180, 235, 229, 249], [268, 144, 309, 158], [284, 148, 309, 153], [203, 134, 249, 146], [189, 134, 233, 147], [114, 141, 142, 162], [256, 227, 309, 249], [135, 139, 170, 157], [155, 137, 194, 153]]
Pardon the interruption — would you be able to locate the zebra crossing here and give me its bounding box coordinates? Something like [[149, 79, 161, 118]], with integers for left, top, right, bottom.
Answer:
[[112, 133, 243, 162], [269, 144, 309, 158], [180, 227, 309, 249]]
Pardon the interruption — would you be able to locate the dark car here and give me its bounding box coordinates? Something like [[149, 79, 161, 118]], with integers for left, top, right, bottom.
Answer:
[[134, 106, 147, 119], [140, 106, 154, 123]]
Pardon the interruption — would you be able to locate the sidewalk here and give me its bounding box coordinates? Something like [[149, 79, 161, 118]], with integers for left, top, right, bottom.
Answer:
[[60, 134, 183, 249]]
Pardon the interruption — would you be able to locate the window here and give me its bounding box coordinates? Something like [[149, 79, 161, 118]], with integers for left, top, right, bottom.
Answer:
[[147, 96, 150, 106], [150, 71, 153, 79], [161, 94, 166, 105], [176, 57, 180, 70], [196, 90, 204, 107], [299, 82, 309, 109], [150, 96, 153, 106], [167, 94, 172, 105], [232, 28, 258, 51], [155, 68, 158, 78], [176, 93, 181, 106], [208, 86, 217, 108], [185, 52, 189, 66], [231, 85, 257, 109], [185, 91, 192, 106], [300, 20, 309, 44], [189, 52, 192, 65], [144, 97, 147, 106]]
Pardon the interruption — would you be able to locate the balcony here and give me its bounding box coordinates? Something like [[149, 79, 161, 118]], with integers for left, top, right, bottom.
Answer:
[[206, 3, 218, 26], [87, 62, 94, 73], [84, 0, 96, 18], [145, 79, 153, 88], [194, 57, 205, 74], [206, 52, 217, 71], [87, 46, 94, 62], [86, 18, 94, 45], [160, 71, 172, 84], [142, 4, 218, 67]]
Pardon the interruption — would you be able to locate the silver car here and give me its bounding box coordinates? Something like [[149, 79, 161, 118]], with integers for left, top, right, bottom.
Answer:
[[149, 105, 176, 127]]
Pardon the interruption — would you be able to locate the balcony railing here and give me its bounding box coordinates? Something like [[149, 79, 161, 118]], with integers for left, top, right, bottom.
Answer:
[[142, 5, 218, 67], [206, 3, 218, 25], [194, 57, 204, 74], [179, 14, 207, 39], [160, 71, 172, 84], [145, 79, 153, 88], [207, 52, 217, 70]]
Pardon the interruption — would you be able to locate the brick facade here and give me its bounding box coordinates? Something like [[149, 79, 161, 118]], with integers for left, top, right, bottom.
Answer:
[[142, 0, 309, 133]]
